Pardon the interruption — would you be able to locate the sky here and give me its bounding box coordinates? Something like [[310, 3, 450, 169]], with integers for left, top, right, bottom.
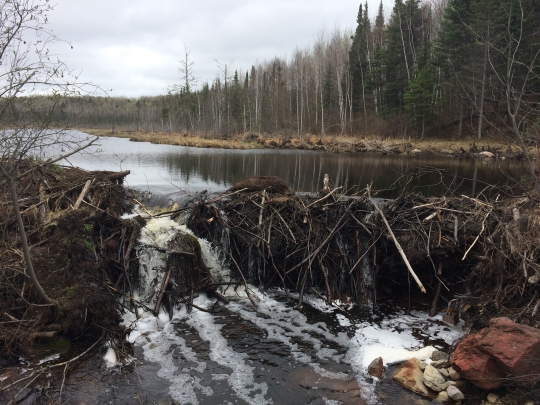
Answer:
[[48, 0, 393, 98]]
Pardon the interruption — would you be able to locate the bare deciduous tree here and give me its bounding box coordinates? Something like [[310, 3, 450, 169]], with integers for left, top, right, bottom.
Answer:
[[0, 0, 100, 304]]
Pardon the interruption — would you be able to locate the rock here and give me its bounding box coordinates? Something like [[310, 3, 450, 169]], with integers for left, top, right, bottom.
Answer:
[[430, 359, 449, 368], [431, 351, 449, 362], [487, 393, 499, 404], [367, 357, 383, 378], [447, 367, 460, 381], [451, 317, 540, 389], [436, 391, 450, 403], [479, 151, 495, 158], [441, 381, 456, 390], [447, 386, 464, 401], [439, 368, 449, 377], [411, 148, 422, 153], [393, 358, 429, 396], [418, 361, 427, 371], [440, 149, 453, 154], [423, 364, 446, 392]]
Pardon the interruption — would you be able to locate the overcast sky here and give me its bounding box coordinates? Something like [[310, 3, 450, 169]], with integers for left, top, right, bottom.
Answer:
[[48, 0, 393, 98]]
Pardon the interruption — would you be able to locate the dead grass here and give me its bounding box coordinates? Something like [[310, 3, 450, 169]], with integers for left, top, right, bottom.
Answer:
[[80, 128, 523, 156]]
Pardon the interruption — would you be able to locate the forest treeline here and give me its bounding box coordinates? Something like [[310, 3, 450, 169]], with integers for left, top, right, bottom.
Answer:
[[46, 0, 540, 140]]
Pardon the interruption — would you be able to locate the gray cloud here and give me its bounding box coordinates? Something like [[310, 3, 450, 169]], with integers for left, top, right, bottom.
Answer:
[[48, 0, 393, 97]]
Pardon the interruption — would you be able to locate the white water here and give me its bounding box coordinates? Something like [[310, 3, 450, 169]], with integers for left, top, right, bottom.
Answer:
[[117, 215, 466, 405]]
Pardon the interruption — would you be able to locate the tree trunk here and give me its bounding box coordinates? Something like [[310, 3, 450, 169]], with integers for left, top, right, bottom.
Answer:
[[2, 169, 56, 305], [477, 39, 488, 140]]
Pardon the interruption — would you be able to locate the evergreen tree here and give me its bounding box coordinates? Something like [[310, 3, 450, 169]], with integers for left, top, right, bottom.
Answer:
[[383, 0, 423, 115], [404, 39, 438, 137], [348, 3, 371, 117]]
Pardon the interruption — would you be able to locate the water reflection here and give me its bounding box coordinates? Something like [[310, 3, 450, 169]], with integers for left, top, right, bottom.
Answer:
[[61, 133, 524, 198]]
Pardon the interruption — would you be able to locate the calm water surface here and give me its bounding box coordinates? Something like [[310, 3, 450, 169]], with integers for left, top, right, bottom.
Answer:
[[55, 132, 525, 198]]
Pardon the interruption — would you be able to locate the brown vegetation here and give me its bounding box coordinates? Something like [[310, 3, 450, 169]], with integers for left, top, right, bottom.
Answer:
[[0, 161, 136, 357], [82, 128, 533, 159]]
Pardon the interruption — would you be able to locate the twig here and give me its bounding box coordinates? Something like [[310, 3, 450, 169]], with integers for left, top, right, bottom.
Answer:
[[369, 187, 426, 293], [462, 208, 493, 261], [153, 266, 173, 315], [285, 202, 351, 275], [270, 206, 297, 243], [305, 186, 343, 208], [73, 179, 94, 209], [347, 211, 373, 235], [348, 236, 381, 274], [224, 250, 258, 307]]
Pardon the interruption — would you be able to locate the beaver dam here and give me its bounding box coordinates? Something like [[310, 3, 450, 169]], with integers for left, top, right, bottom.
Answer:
[[1, 170, 539, 404], [185, 176, 540, 326]]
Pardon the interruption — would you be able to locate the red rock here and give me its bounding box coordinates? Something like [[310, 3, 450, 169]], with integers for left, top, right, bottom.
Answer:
[[451, 317, 540, 389]]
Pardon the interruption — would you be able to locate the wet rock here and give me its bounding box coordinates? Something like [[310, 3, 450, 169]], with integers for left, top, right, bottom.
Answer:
[[487, 393, 499, 404], [423, 365, 446, 392], [430, 359, 449, 368], [447, 367, 460, 381], [289, 368, 365, 404], [431, 351, 449, 362], [436, 391, 449, 403], [451, 317, 540, 389], [393, 358, 429, 396], [447, 385, 464, 401], [441, 381, 456, 390], [368, 357, 383, 378]]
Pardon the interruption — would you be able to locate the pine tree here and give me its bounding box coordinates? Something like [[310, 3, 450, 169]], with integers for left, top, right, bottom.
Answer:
[[404, 39, 438, 137], [349, 2, 372, 132], [383, 0, 423, 115]]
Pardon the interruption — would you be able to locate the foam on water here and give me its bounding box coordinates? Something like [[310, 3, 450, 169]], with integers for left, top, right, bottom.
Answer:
[[123, 309, 207, 404], [124, 216, 466, 404], [184, 295, 271, 405]]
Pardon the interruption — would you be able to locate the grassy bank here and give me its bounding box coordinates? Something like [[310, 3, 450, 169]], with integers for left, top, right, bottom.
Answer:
[[81, 128, 525, 157]]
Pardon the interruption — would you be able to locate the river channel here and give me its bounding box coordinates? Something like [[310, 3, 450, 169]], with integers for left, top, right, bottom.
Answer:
[[38, 133, 525, 404]]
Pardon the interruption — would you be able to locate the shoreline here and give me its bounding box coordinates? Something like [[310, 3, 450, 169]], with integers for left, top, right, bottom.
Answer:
[[80, 128, 530, 160]]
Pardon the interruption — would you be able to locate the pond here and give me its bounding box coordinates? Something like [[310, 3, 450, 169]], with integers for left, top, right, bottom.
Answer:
[[54, 131, 526, 199]]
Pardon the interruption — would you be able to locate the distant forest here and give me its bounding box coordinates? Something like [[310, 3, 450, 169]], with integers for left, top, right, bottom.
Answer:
[[60, 0, 539, 140]]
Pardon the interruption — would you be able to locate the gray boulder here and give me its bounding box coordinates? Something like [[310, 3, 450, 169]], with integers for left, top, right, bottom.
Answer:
[[423, 364, 446, 392]]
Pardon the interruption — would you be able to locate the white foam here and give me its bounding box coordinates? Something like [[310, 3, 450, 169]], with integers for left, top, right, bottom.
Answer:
[[103, 346, 118, 368], [229, 295, 348, 380], [36, 353, 60, 365], [185, 295, 271, 405], [122, 308, 209, 405]]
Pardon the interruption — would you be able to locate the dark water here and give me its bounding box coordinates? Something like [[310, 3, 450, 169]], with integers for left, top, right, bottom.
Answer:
[[55, 132, 526, 198], [53, 294, 462, 405]]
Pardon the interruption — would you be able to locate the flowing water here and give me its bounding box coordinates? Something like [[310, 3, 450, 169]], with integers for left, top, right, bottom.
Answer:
[[37, 133, 523, 404]]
